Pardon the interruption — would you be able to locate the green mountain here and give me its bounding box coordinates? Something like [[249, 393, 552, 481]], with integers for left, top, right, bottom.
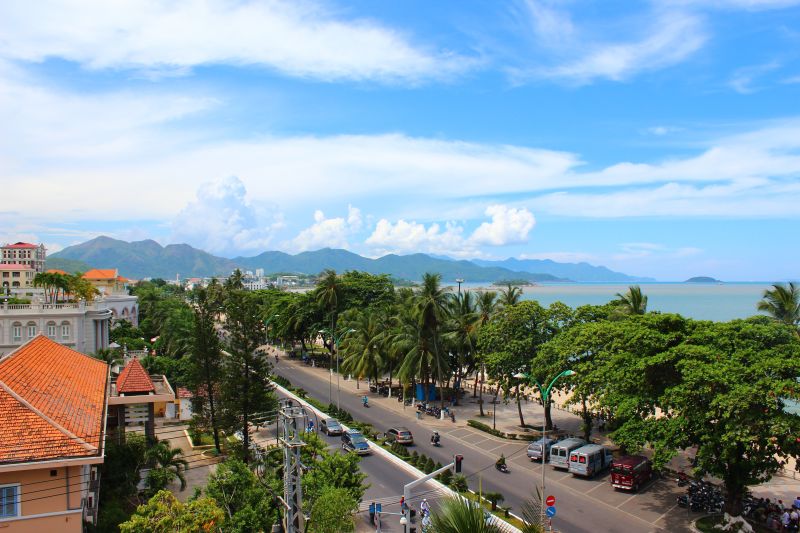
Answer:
[[51, 236, 650, 282], [50, 236, 238, 279], [472, 258, 654, 282], [45, 257, 92, 274]]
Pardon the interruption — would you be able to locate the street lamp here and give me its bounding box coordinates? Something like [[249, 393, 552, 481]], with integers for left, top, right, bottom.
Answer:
[[456, 278, 464, 295], [519, 369, 576, 528], [319, 327, 356, 410], [399, 514, 408, 533]]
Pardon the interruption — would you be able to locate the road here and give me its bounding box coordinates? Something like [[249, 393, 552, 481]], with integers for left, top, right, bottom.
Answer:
[[274, 358, 691, 533], [258, 388, 446, 532]]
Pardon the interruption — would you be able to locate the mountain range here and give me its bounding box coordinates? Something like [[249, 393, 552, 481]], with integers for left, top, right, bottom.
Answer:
[[48, 236, 651, 283]]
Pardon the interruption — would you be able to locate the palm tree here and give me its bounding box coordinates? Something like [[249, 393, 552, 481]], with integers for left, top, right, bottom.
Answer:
[[499, 283, 522, 307], [429, 497, 501, 533], [94, 347, 123, 367], [415, 273, 452, 407], [444, 291, 480, 406], [757, 282, 800, 329], [340, 311, 384, 387], [613, 285, 648, 315], [474, 291, 498, 413], [316, 269, 342, 352], [147, 440, 189, 491]]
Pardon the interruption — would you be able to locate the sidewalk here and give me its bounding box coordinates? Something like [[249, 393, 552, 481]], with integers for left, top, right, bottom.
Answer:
[[267, 343, 800, 503]]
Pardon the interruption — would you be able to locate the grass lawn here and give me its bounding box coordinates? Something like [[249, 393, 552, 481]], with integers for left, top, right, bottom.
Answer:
[[460, 490, 527, 530], [189, 432, 216, 446]]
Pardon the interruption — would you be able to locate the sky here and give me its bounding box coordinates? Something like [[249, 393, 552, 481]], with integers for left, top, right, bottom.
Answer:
[[1, 0, 799, 281]]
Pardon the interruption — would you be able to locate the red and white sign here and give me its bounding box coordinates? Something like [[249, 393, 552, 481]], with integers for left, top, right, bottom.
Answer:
[[545, 495, 556, 507]]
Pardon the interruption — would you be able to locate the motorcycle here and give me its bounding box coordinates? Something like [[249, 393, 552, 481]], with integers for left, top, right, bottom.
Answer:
[[495, 462, 509, 473], [431, 435, 441, 447]]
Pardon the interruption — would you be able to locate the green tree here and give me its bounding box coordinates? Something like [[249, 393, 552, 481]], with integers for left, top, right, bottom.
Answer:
[[307, 487, 358, 533], [316, 269, 342, 344], [188, 286, 224, 453], [120, 490, 224, 533], [498, 283, 522, 307], [94, 347, 123, 367], [429, 496, 501, 533], [444, 291, 480, 406], [339, 270, 395, 311], [204, 458, 279, 532], [340, 310, 384, 387], [757, 282, 800, 330], [302, 449, 369, 506], [145, 440, 189, 493], [220, 290, 277, 463], [613, 285, 648, 315]]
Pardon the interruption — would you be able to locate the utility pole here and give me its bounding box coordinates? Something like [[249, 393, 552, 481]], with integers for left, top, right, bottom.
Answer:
[[278, 398, 308, 533]]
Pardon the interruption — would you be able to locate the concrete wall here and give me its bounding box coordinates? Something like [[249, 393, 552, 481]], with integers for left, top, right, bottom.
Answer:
[[0, 465, 86, 532]]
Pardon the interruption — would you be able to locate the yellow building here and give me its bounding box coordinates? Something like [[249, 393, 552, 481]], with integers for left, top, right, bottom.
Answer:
[[0, 335, 109, 531], [0, 264, 35, 290], [81, 269, 128, 296]]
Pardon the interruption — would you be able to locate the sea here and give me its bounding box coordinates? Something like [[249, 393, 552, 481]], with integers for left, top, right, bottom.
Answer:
[[456, 281, 800, 415], [458, 282, 771, 322]]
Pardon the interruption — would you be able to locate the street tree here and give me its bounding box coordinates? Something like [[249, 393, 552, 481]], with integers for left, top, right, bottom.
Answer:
[[204, 458, 279, 532], [120, 490, 224, 532], [307, 487, 358, 533], [613, 285, 648, 315], [757, 282, 800, 330]]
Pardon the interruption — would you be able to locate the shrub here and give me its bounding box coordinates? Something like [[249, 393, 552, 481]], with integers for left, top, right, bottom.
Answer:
[[438, 468, 453, 486], [484, 492, 504, 511], [410, 451, 419, 466], [451, 474, 468, 492], [424, 457, 435, 474], [272, 375, 291, 388]]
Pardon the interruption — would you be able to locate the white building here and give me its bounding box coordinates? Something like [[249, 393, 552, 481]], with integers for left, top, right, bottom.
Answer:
[[0, 298, 113, 357]]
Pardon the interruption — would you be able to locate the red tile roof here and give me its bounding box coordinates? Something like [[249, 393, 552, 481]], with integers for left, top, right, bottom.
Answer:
[[116, 357, 155, 394], [0, 264, 33, 270], [0, 336, 109, 464], [82, 269, 118, 280], [4, 242, 38, 249], [177, 387, 193, 399]]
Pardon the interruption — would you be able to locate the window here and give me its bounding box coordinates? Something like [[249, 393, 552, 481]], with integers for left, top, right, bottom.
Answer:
[[26, 323, 36, 339], [570, 454, 578, 462], [579, 456, 587, 464], [0, 484, 19, 518], [61, 323, 70, 340], [11, 272, 19, 278], [47, 322, 57, 338], [12, 323, 21, 342]]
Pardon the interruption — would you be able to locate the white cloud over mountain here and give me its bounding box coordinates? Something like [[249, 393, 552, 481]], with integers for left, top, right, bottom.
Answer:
[[291, 206, 362, 252]]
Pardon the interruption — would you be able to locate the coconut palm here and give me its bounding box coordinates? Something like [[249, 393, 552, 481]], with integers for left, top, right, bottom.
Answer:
[[316, 269, 342, 347], [757, 282, 800, 329], [474, 291, 498, 413], [146, 440, 189, 491], [94, 347, 123, 367], [444, 291, 480, 406], [415, 273, 452, 406], [613, 285, 648, 315], [429, 497, 502, 533], [499, 283, 522, 307], [340, 311, 385, 387]]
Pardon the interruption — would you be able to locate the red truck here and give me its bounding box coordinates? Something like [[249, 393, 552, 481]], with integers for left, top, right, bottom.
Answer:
[[610, 455, 652, 491]]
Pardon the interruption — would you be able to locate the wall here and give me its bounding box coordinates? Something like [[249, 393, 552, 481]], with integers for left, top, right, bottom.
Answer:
[[0, 465, 85, 533]]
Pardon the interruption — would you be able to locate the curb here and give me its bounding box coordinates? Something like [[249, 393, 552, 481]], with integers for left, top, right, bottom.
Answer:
[[272, 381, 523, 533]]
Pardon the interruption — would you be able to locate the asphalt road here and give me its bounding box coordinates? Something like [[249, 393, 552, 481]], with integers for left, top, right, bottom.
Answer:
[[274, 359, 691, 533], [264, 388, 445, 532]]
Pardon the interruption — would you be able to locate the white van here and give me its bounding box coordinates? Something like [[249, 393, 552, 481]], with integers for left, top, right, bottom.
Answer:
[[548, 438, 586, 469], [568, 444, 614, 478]]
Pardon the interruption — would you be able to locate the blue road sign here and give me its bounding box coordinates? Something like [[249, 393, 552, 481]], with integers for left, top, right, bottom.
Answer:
[[546, 506, 557, 518]]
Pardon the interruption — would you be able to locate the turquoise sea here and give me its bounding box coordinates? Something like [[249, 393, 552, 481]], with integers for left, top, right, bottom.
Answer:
[[459, 282, 772, 322]]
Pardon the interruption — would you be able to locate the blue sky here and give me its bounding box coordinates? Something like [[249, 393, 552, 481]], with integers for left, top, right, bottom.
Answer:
[[1, 0, 799, 281]]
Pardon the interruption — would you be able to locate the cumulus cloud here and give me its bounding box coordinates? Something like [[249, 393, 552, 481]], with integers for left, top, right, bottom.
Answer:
[[0, 0, 473, 83], [365, 204, 536, 257], [171, 176, 283, 256], [291, 206, 362, 251], [470, 205, 535, 246]]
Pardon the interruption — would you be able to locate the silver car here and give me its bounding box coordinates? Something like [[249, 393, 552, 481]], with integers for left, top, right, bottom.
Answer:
[[527, 437, 557, 461]]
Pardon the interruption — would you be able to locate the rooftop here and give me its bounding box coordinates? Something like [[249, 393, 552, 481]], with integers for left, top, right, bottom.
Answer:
[[3, 242, 39, 249], [116, 357, 155, 394], [0, 335, 108, 464], [83, 268, 119, 280], [0, 263, 34, 270]]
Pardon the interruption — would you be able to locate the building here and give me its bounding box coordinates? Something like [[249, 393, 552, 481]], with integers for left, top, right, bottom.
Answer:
[[0, 264, 35, 290], [174, 387, 194, 421], [0, 243, 46, 274], [0, 299, 112, 358], [0, 335, 109, 531], [81, 269, 138, 326], [107, 358, 175, 443]]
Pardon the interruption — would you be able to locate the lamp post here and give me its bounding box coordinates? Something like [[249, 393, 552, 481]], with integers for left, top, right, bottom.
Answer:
[[319, 328, 356, 410], [456, 278, 464, 295], [517, 369, 576, 528], [264, 314, 280, 344]]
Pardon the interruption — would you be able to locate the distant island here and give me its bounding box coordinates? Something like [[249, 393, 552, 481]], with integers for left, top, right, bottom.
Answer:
[[491, 279, 537, 287], [685, 276, 721, 283]]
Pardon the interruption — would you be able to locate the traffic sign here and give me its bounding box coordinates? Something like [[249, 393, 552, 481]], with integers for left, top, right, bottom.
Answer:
[[546, 506, 557, 518], [545, 495, 556, 507]]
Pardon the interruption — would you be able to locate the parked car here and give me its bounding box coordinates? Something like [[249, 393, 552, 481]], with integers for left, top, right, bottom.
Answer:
[[527, 437, 558, 462], [568, 444, 614, 478], [386, 427, 414, 445], [549, 437, 586, 469], [610, 455, 652, 491], [341, 430, 371, 455], [320, 418, 343, 436]]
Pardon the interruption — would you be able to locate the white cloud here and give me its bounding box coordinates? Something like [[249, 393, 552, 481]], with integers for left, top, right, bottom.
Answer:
[[728, 61, 780, 94], [291, 206, 362, 252], [513, 4, 706, 84], [470, 205, 535, 245], [0, 0, 472, 84], [171, 176, 284, 256], [365, 204, 536, 257], [645, 125, 682, 136]]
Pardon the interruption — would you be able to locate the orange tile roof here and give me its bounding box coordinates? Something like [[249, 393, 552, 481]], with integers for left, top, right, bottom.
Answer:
[[177, 387, 193, 399], [116, 357, 155, 394], [0, 336, 109, 464], [46, 269, 67, 275], [82, 268, 118, 280]]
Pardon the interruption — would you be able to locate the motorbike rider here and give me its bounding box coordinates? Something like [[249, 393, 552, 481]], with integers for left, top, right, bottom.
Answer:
[[431, 431, 440, 445], [496, 454, 507, 470], [362, 395, 369, 407]]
